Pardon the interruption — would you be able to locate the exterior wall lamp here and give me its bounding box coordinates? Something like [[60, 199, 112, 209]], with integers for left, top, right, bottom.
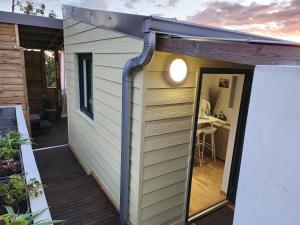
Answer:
[[168, 58, 188, 84]]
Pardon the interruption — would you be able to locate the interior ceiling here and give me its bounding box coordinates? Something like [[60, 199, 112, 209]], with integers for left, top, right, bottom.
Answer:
[[18, 25, 63, 50]]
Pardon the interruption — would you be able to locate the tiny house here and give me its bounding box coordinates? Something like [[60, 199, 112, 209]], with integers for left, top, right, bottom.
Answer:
[[63, 5, 300, 225]]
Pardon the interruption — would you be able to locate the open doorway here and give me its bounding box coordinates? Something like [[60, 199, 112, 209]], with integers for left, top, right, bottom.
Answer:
[[187, 68, 253, 224], [25, 49, 68, 149]]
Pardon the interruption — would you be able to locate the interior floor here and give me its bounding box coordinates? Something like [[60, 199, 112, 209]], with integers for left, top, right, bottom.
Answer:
[[189, 154, 226, 216]]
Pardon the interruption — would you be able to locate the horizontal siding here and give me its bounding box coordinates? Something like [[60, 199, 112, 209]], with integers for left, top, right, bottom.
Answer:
[[0, 23, 16, 47], [0, 45, 29, 122], [140, 52, 199, 224], [64, 19, 143, 225], [140, 51, 252, 224]]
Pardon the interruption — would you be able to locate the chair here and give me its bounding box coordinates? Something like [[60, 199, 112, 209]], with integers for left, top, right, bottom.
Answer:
[[196, 126, 217, 166]]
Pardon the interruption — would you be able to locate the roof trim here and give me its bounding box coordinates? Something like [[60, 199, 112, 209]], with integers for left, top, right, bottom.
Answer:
[[62, 5, 298, 46], [63, 5, 146, 39], [0, 10, 62, 29]]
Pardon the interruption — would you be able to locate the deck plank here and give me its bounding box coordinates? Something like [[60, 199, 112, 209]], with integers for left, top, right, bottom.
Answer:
[[34, 147, 119, 225]]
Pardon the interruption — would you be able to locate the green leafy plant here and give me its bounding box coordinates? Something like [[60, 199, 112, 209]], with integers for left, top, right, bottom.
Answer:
[[0, 175, 46, 206], [0, 131, 30, 152], [0, 206, 64, 225], [0, 148, 17, 161], [41, 95, 55, 110]]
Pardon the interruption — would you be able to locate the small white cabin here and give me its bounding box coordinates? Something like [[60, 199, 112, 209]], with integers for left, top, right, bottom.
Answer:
[[63, 5, 300, 225]]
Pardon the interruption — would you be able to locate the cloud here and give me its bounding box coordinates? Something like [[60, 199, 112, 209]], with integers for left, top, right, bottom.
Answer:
[[168, 0, 179, 7], [124, 0, 139, 9], [186, 0, 300, 42], [64, 0, 108, 10]]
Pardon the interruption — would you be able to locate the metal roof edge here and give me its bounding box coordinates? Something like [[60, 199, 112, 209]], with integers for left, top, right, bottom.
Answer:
[[63, 5, 147, 39], [0, 10, 62, 29], [62, 5, 298, 46], [146, 16, 296, 45]]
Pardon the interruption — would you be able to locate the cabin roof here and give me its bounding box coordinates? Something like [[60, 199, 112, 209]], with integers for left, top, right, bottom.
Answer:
[[62, 5, 298, 46]]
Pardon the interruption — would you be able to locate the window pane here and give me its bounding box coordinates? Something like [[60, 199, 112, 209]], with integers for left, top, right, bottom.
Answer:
[[83, 59, 88, 108], [78, 53, 93, 119], [45, 51, 56, 88]]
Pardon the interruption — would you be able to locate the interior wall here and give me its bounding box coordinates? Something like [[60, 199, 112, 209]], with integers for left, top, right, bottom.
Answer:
[[140, 51, 252, 224], [221, 75, 244, 193], [201, 74, 244, 124], [234, 65, 300, 225], [200, 73, 245, 193]]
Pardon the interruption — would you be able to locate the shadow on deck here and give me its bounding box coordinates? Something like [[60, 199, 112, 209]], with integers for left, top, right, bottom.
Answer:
[[32, 118, 68, 149], [34, 147, 119, 225]]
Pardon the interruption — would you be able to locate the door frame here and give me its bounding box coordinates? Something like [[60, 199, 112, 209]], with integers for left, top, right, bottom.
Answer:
[[185, 67, 254, 223]]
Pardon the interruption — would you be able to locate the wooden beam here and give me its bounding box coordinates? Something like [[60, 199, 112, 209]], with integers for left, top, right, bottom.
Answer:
[[156, 38, 300, 66], [47, 31, 62, 50]]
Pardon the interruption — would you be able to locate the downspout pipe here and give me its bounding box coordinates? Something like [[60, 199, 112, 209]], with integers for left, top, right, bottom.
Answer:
[[120, 31, 156, 225]]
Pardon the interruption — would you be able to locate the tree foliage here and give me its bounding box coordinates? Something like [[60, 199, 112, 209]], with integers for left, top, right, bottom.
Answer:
[[45, 51, 56, 88], [14, 1, 57, 18]]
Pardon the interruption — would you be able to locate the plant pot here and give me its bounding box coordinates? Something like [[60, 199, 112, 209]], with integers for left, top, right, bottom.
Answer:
[[44, 109, 57, 121]]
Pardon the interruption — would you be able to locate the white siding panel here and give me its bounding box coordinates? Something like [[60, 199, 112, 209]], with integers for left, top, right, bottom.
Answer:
[[143, 157, 189, 181], [64, 19, 143, 225], [143, 169, 187, 194], [145, 103, 194, 121], [145, 88, 195, 106], [64, 21, 95, 37], [145, 71, 196, 89], [65, 36, 143, 54], [144, 130, 191, 152], [141, 194, 185, 221], [139, 52, 198, 224], [145, 116, 193, 137], [142, 181, 186, 208], [141, 205, 184, 225], [65, 28, 125, 45], [63, 19, 80, 29], [144, 143, 190, 167]]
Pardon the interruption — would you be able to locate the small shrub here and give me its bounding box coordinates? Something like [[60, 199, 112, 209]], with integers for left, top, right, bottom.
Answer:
[[0, 175, 45, 206], [0, 206, 64, 225], [0, 147, 18, 161], [0, 160, 20, 177]]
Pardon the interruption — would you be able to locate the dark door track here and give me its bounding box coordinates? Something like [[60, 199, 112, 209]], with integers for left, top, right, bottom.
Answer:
[[34, 147, 119, 225]]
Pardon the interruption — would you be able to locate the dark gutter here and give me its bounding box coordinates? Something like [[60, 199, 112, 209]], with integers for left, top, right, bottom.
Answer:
[[0, 10, 62, 29], [120, 32, 156, 225]]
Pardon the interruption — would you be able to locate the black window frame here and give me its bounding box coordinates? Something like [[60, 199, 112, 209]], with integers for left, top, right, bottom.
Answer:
[[78, 53, 93, 119]]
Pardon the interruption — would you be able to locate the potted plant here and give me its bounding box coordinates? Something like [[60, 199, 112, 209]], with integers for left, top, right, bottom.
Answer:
[[0, 131, 30, 151], [0, 131, 29, 180], [42, 95, 57, 121], [0, 206, 63, 225], [0, 160, 21, 179], [0, 175, 45, 213]]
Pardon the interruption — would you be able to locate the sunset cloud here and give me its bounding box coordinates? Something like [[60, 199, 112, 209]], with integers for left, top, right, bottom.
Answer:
[[124, 0, 139, 9], [186, 0, 300, 42]]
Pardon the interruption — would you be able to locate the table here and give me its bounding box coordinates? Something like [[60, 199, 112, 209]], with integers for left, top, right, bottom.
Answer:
[[198, 116, 219, 126]]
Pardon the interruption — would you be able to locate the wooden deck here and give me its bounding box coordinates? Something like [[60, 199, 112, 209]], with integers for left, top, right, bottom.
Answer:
[[34, 147, 119, 225]]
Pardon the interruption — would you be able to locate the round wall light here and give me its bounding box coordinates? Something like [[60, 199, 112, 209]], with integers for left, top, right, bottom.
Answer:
[[169, 58, 188, 84]]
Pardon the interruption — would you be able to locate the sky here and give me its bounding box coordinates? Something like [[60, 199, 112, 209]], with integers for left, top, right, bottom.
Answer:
[[0, 0, 299, 42]]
